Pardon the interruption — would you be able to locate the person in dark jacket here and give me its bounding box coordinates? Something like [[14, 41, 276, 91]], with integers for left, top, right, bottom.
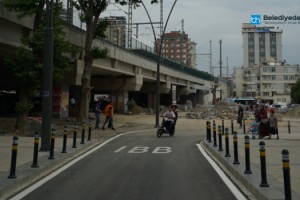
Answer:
[[237, 104, 244, 128]]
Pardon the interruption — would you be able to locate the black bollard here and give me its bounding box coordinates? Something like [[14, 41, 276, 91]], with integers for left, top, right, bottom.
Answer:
[[244, 135, 252, 174], [48, 129, 56, 160], [31, 133, 39, 168], [282, 149, 292, 200], [231, 119, 234, 135], [218, 125, 223, 151], [259, 141, 269, 187], [225, 128, 230, 157], [206, 121, 209, 141], [61, 125, 68, 153], [88, 120, 92, 141], [80, 122, 85, 144], [222, 119, 224, 135], [208, 121, 212, 143], [288, 121, 291, 134], [8, 136, 18, 179], [233, 132, 240, 164], [243, 118, 246, 134], [72, 123, 77, 148], [213, 120, 217, 147]]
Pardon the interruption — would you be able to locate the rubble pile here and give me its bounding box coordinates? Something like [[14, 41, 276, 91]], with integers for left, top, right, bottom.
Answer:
[[185, 102, 238, 120]]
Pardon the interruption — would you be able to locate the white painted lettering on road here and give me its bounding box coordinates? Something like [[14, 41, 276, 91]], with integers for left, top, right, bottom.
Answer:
[[128, 146, 149, 153], [152, 147, 172, 154]]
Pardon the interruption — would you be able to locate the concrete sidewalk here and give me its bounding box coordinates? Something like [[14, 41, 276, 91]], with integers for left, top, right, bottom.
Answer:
[[202, 117, 300, 200]]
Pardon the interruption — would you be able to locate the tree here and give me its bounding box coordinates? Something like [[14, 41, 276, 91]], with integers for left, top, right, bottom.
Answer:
[[72, 0, 110, 123], [291, 79, 300, 104], [2, 0, 77, 134], [73, 0, 158, 123]]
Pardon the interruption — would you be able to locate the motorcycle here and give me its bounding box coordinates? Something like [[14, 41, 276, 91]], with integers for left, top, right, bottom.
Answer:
[[156, 120, 175, 137]]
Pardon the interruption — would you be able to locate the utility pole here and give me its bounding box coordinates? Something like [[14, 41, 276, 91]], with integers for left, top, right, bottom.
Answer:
[[209, 40, 212, 75], [219, 39, 222, 77], [180, 19, 184, 65], [40, 0, 54, 151], [219, 39, 223, 100], [127, 0, 133, 49], [226, 56, 229, 77]]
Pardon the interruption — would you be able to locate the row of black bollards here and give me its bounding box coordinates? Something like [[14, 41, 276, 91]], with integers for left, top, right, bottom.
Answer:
[[206, 120, 292, 200], [7, 121, 93, 179]]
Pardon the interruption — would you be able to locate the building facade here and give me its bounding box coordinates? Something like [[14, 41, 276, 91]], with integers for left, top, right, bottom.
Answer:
[[156, 31, 197, 68], [102, 16, 126, 48], [242, 23, 283, 68], [233, 61, 299, 104]]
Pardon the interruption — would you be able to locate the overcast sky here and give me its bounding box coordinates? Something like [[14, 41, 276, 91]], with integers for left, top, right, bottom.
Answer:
[[70, 0, 300, 76]]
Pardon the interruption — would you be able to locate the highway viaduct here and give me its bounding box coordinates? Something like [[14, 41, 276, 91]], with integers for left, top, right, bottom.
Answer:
[[0, 7, 229, 117]]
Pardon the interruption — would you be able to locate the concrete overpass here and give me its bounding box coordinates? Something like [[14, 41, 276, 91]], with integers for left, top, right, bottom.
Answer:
[[0, 8, 222, 116]]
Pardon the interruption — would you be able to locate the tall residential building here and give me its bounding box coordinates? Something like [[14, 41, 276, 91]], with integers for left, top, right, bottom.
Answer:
[[156, 31, 197, 68], [102, 16, 126, 48], [242, 23, 283, 68], [232, 24, 300, 103]]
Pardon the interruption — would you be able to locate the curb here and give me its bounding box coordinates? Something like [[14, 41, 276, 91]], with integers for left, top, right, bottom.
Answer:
[[201, 141, 284, 200], [0, 136, 111, 199]]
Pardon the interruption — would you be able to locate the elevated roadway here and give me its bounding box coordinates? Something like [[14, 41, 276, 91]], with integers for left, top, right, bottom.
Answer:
[[0, 8, 225, 114]]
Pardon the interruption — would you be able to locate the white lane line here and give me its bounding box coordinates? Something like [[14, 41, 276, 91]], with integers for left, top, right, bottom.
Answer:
[[9, 130, 151, 200], [196, 143, 247, 200]]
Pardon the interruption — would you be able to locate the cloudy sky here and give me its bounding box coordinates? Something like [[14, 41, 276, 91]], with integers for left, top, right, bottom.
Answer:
[[70, 0, 300, 76]]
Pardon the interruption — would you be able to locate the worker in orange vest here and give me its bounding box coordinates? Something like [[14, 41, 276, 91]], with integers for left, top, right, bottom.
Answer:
[[102, 100, 116, 130]]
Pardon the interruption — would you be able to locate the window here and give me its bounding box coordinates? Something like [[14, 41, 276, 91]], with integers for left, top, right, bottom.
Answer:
[[271, 67, 276, 72], [272, 75, 276, 80]]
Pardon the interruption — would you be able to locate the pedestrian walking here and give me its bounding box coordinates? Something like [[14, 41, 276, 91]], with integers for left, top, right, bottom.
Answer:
[[268, 110, 279, 139], [258, 105, 269, 138], [102, 100, 116, 130], [95, 98, 101, 129], [237, 104, 244, 128]]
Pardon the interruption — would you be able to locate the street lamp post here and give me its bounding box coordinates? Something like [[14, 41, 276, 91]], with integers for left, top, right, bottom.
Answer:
[[154, 0, 177, 127], [40, 0, 54, 151]]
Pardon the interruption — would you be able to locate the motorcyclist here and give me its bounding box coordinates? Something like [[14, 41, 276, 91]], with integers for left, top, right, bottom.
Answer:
[[161, 105, 176, 132]]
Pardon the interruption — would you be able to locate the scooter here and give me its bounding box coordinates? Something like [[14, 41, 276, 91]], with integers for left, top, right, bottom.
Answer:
[[156, 120, 175, 137]]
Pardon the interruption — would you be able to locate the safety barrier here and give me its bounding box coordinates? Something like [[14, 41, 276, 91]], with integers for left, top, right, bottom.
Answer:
[[5, 121, 94, 179], [206, 119, 293, 199]]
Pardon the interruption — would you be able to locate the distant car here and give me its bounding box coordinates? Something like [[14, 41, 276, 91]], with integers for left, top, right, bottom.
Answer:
[[274, 102, 287, 109]]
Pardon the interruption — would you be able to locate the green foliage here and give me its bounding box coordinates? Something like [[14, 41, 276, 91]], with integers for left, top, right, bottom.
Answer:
[[3, 0, 77, 87], [72, 0, 109, 24], [4, 47, 41, 91], [115, 0, 158, 7], [15, 102, 33, 114], [291, 79, 300, 103], [127, 99, 136, 111], [96, 19, 110, 39], [91, 47, 109, 59], [1, 0, 44, 18]]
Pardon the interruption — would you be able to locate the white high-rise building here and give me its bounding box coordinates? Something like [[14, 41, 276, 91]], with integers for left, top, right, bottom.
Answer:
[[242, 23, 283, 68]]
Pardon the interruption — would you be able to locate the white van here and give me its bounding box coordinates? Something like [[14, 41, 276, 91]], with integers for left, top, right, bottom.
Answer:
[[274, 102, 287, 108]]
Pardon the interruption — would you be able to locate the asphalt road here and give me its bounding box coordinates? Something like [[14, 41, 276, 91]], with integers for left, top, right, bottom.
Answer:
[[17, 130, 240, 200]]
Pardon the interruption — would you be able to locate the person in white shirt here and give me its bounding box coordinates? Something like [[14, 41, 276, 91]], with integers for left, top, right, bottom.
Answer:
[[162, 106, 176, 131]]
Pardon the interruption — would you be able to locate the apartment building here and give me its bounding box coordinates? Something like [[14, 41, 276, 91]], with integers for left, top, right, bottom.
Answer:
[[242, 23, 283, 68], [234, 61, 299, 104], [156, 31, 197, 68], [232, 24, 299, 104], [102, 16, 126, 48]]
